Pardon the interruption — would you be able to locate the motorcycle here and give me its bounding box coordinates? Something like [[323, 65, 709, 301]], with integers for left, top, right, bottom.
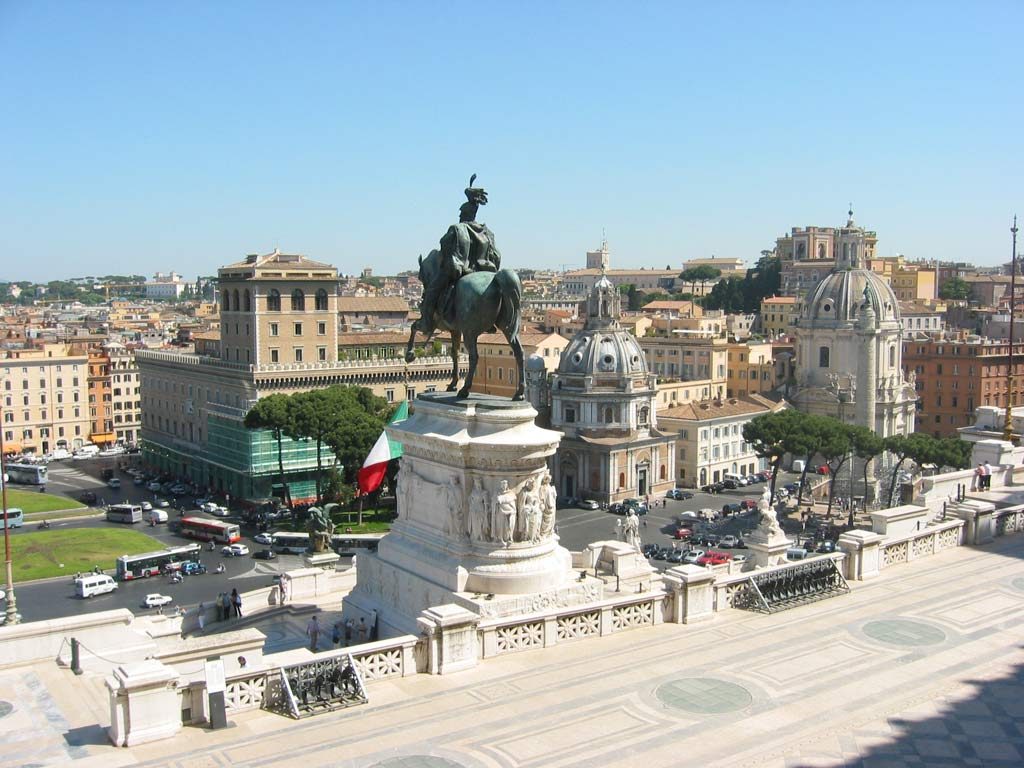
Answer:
[[37, 520, 51, 530], [215, 563, 225, 574]]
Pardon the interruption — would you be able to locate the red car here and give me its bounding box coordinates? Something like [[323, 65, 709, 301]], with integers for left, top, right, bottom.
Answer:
[[817, 465, 830, 475], [673, 527, 693, 540], [740, 499, 758, 510], [698, 550, 733, 566]]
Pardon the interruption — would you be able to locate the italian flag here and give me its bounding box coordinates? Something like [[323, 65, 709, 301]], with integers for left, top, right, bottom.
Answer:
[[357, 400, 409, 494]]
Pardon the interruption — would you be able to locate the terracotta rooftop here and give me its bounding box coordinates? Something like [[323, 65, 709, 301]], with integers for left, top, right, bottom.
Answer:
[[659, 393, 784, 421], [338, 332, 413, 345], [641, 301, 698, 312], [337, 297, 411, 313]]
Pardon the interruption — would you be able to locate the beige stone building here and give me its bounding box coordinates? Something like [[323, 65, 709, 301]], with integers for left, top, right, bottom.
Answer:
[[726, 340, 776, 398], [659, 394, 784, 488], [106, 342, 141, 445], [759, 295, 800, 338], [474, 329, 568, 399], [638, 333, 728, 395], [1, 343, 91, 455]]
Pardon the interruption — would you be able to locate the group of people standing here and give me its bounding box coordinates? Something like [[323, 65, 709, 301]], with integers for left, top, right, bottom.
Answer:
[[196, 589, 242, 631], [974, 460, 993, 491], [305, 614, 372, 652]]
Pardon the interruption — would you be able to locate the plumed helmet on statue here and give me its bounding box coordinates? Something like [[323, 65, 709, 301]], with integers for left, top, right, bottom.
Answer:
[[460, 173, 489, 221]]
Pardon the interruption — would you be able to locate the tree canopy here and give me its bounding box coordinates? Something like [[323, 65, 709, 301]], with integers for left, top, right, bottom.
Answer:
[[938, 276, 971, 301]]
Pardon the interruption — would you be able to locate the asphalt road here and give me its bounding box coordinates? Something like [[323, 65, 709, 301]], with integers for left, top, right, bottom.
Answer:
[[6, 456, 808, 621]]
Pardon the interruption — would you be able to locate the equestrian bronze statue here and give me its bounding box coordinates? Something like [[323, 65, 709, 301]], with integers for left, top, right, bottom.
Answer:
[[405, 176, 524, 400]]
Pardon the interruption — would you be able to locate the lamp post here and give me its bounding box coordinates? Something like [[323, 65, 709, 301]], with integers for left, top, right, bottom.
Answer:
[[1004, 215, 1019, 443], [1, 408, 19, 625]]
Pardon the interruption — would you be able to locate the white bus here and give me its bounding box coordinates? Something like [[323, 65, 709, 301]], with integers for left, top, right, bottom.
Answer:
[[331, 533, 384, 556], [5, 462, 48, 485], [179, 516, 241, 544], [75, 573, 118, 597], [271, 531, 309, 554], [0, 508, 24, 529], [115, 544, 202, 580], [106, 504, 143, 524]]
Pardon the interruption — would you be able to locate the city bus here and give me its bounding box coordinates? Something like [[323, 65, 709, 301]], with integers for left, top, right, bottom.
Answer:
[[5, 462, 48, 485], [115, 543, 202, 580], [0, 508, 24, 529], [106, 504, 143, 524], [179, 516, 241, 544], [271, 531, 309, 554], [331, 533, 384, 556]]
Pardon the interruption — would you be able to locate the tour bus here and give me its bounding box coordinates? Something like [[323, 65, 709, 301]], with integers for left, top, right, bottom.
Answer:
[[271, 531, 309, 554], [75, 573, 119, 597], [331, 533, 384, 557], [0, 508, 24, 529], [115, 543, 203, 580], [106, 504, 143, 524], [5, 462, 48, 485], [179, 516, 241, 544]]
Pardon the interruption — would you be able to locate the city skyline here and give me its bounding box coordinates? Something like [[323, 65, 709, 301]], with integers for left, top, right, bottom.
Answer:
[[2, 2, 1021, 282]]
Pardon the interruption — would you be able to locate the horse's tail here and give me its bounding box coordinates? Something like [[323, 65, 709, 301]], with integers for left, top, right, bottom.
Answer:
[[494, 268, 522, 338]]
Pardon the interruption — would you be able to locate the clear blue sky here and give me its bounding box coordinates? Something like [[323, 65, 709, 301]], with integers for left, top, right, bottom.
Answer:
[[2, 1, 1021, 283]]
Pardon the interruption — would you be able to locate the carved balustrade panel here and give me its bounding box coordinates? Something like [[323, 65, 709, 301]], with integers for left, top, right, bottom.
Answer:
[[225, 673, 268, 713], [556, 610, 600, 641], [611, 601, 654, 631], [881, 541, 908, 568], [495, 621, 543, 654]]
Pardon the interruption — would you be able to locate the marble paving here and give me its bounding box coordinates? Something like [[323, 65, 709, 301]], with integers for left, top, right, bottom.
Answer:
[[3, 535, 1024, 767]]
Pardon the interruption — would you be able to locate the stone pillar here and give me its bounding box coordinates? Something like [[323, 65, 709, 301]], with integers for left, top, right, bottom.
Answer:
[[663, 565, 716, 623], [417, 604, 479, 675], [105, 660, 181, 747], [837, 530, 885, 580], [946, 500, 996, 545], [303, 550, 340, 571]]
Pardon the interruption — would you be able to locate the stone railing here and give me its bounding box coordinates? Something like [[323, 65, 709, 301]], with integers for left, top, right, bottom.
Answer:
[[993, 503, 1024, 538], [254, 354, 465, 374], [478, 591, 666, 659], [878, 519, 964, 570]]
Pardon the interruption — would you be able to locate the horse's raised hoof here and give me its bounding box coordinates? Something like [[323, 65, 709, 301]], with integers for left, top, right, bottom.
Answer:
[[456, 387, 471, 399], [446, 383, 458, 392], [404, 351, 416, 364], [512, 393, 525, 402]]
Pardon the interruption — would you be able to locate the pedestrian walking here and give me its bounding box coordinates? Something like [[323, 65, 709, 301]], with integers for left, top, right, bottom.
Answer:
[[357, 617, 368, 644], [306, 615, 320, 652], [216, 592, 225, 622], [231, 588, 242, 618], [344, 618, 354, 646], [279, 576, 289, 605], [198, 602, 206, 631], [983, 461, 992, 490], [332, 621, 342, 648], [221, 591, 231, 621]]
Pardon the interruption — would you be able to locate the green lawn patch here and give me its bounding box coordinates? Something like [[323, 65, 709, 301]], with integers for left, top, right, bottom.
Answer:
[[11, 528, 164, 582], [24, 508, 102, 522], [4, 488, 86, 515]]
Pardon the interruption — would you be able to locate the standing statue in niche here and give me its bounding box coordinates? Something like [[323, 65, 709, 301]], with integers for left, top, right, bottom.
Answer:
[[622, 509, 642, 553], [518, 477, 543, 543], [538, 469, 557, 539], [467, 478, 491, 541], [442, 475, 465, 538], [404, 176, 526, 400], [493, 480, 518, 547]]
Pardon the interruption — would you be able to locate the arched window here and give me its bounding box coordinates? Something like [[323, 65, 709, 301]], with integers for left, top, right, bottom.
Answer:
[[618, 472, 626, 489], [889, 345, 896, 367], [639, 406, 650, 425], [243, 290, 251, 312], [603, 406, 614, 423], [843, 243, 849, 261], [221, 290, 229, 311], [232, 290, 239, 312], [819, 346, 830, 368], [291, 289, 305, 311], [315, 288, 328, 311], [817, 243, 825, 259], [659, 464, 666, 480], [267, 289, 281, 312]]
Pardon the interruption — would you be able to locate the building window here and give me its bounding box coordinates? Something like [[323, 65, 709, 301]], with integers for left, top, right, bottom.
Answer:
[[385, 389, 395, 403], [267, 289, 281, 311], [291, 289, 305, 311], [315, 288, 329, 311], [294, 323, 303, 336], [317, 322, 326, 336], [221, 289, 229, 311], [407, 387, 416, 401], [244, 290, 251, 312], [294, 348, 303, 362], [639, 406, 650, 425], [819, 346, 830, 368], [232, 289, 240, 311], [270, 349, 279, 363], [318, 347, 327, 361], [270, 323, 279, 337], [564, 406, 576, 424], [618, 472, 626, 489]]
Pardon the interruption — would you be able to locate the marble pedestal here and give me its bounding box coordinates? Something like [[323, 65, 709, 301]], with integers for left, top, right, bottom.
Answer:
[[345, 393, 603, 637], [304, 550, 340, 571]]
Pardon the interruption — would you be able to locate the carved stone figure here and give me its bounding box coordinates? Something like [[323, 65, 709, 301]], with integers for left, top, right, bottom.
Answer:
[[539, 469, 557, 539], [404, 177, 526, 400], [442, 475, 465, 537], [467, 478, 491, 541], [493, 479, 518, 546], [519, 477, 542, 543], [756, 489, 783, 539], [623, 509, 642, 552], [306, 506, 335, 553]]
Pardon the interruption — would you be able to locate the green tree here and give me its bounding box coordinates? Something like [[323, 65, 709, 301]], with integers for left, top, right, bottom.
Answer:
[[286, 389, 344, 503], [323, 387, 393, 486], [244, 394, 294, 508], [881, 433, 970, 508], [680, 266, 722, 296], [701, 276, 746, 313], [938, 276, 971, 301], [743, 408, 808, 499], [813, 418, 854, 516], [849, 425, 884, 523]]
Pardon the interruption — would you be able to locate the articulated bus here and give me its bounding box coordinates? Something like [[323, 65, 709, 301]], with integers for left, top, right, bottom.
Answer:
[[179, 516, 241, 544], [115, 543, 202, 580], [5, 462, 48, 485], [270, 531, 309, 554], [270, 531, 383, 556], [106, 504, 143, 524]]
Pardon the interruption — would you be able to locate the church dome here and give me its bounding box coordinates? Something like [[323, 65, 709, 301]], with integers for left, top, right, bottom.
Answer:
[[526, 353, 547, 372], [557, 328, 648, 378], [801, 268, 900, 326]]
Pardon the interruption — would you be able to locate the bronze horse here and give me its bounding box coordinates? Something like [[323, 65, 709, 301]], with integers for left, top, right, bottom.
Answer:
[[404, 249, 524, 400]]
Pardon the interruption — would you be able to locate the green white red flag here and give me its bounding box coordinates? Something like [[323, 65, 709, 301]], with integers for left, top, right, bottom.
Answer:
[[357, 400, 409, 494]]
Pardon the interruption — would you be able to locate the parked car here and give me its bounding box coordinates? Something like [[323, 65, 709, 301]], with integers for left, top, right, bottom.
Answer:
[[722, 479, 740, 490], [133, 476, 145, 485], [222, 544, 250, 557], [210, 506, 231, 518], [609, 502, 625, 515], [154, 499, 170, 508], [143, 594, 173, 608], [786, 547, 809, 561], [169, 484, 187, 495], [784, 482, 800, 493], [682, 549, 706, 564], [254, 532, 274, 545], [642, 543, 660, 557], [816, 465, 830, 475], [719, 535, 739, 548], [667, 549, 686, 564], [106, 478, 121, 489], [816, 540, 838, 554], [78, 491, 98, 505], [200, 502, 219, 513], [698, 551, 733, 566], [673, 527, 693, 540], [677, 511, 702, 524], [577, 499, 600, 510], [652, 547, 671, 561], [745, 475, 760, 485], [739, 499, 758, 511], [147, 481, 162, 492], [722, 503, 742, 515], [180, 561, 207, 575], [252, 549, 277, 560], [677, 490, 694, 500]]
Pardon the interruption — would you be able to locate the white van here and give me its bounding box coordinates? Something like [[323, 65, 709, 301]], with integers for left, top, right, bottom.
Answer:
[[75, 574, 118, 598], [148, 509, 168, 524], [73, 444, 100, 459], [723, 473, 747, 486]]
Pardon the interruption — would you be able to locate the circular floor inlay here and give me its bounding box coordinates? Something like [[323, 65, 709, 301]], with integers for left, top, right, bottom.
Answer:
[[1012, 577, 1024, 593], [0, 701, 12, 719], [369, 758, 466, 768], [862, 619, 946, 646], [655, 677, 752, 714]]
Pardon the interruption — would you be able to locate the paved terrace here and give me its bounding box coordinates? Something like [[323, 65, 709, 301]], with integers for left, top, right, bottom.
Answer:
[[2, 533, 1023, 768]]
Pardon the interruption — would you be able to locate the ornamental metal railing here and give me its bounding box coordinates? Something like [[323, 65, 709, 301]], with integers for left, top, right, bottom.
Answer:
[[263, 653, 367, 719], [732, 556, 850, 614]]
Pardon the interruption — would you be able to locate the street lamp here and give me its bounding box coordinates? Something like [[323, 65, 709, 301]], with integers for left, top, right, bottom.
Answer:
[[0, 407, 19, 625], [1003, 215, 1019, 443]]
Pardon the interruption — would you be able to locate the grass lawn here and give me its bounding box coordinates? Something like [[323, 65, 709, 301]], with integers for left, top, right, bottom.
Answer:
[[4, 488, 85, 515], [11, 528, 164, 582], [24, 508, 102, 522]]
